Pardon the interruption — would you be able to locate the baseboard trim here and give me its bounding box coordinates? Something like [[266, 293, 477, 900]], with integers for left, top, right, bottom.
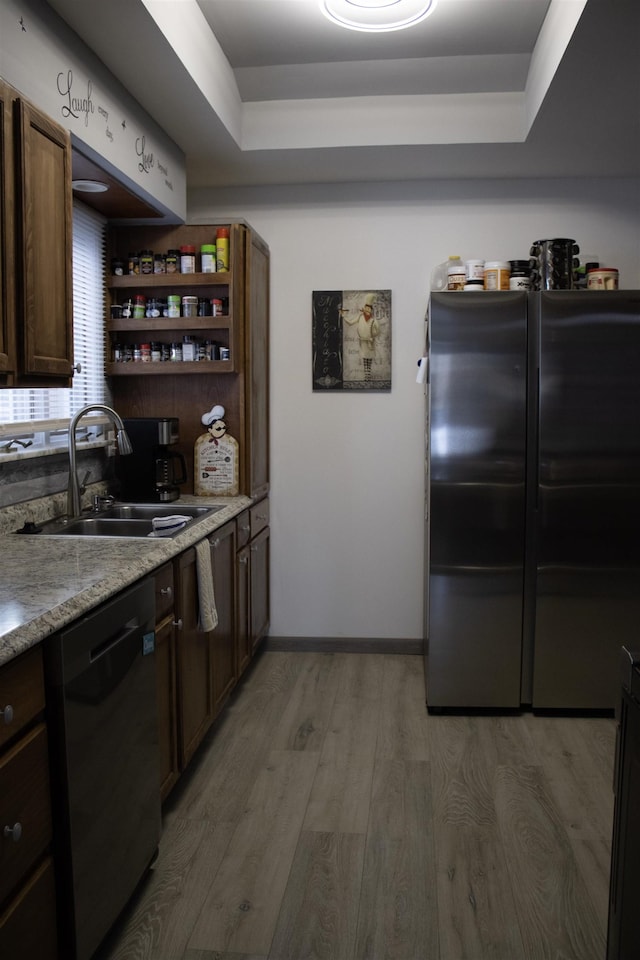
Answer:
[[263, 636, 423, 655]]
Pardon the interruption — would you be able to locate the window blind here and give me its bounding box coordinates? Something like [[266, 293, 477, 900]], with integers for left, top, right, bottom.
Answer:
[[0, 200, 107, 425]]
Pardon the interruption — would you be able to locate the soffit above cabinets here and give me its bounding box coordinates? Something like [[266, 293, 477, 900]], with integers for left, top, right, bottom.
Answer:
[[46, 0, 640, 187]]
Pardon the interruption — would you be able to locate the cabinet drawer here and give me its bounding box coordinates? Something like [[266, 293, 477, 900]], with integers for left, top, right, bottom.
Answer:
[[0, 724, 52, 907], [0, 855, 57, 960], [250, 499, 269, 539], [154, 562, 175, 623], [0, 647, 45, 750]]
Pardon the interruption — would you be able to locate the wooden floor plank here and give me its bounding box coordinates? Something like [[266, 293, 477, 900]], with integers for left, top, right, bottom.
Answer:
[[354, 758, 439, 960], [268, 831, 365, 960], [495, 763, 607, 960], [376, 654, 431, 762], [187, 749, 319, 956], [269, 652, 340, 752], [302, 696, 380, 834]]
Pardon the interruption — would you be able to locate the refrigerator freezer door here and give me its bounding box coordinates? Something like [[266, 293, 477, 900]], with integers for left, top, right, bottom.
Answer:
[[426, 292, 527, 708], [533, 292, 640, 709]]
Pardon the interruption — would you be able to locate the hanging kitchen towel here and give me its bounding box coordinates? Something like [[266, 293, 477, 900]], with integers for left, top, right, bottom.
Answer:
[[148, 515, 191, 537], [195, 538, 218, 632]]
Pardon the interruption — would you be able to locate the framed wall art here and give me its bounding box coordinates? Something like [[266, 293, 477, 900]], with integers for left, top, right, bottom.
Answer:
[[312, 289, 392, 391]]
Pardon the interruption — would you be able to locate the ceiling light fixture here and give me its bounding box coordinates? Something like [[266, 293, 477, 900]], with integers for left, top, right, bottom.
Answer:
[[321, 0, 437, 33]]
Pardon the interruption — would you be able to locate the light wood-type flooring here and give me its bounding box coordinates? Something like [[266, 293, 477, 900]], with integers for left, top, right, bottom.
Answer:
[[97, 651, 616, 960]]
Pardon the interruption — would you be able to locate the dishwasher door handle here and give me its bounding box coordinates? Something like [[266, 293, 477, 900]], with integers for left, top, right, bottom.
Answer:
[[90, 618, 142, 663]]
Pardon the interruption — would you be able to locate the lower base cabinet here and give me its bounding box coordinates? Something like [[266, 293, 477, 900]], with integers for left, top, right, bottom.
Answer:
[[153, 563, 179, 802], [159, 499, 270, 795], [0, 647, 57, 958]]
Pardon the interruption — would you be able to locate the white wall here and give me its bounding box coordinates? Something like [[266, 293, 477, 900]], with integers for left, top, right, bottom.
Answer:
[[189, 177, 640, 641]]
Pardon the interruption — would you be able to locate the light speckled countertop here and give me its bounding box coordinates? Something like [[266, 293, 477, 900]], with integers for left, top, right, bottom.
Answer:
[[0, 493, 252, 667]]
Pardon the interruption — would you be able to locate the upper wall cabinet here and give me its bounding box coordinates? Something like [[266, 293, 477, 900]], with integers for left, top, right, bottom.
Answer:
[[0, 79, 74, 388]]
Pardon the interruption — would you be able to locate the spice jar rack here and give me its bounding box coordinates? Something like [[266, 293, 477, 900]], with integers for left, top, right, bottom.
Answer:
[[105, 224, 238, 376]]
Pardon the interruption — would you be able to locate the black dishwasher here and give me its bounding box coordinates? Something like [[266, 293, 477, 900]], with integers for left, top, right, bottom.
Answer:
[[46, 578, 161, 960], [607, 646, 640, 960]]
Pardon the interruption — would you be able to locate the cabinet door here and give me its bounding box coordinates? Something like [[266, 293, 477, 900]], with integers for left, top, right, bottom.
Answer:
[[0, 856, 58, 960], [236, 544, 251, 677], [250, 525, 270, 653], [155, 616, 178, 802], [210, 521, 237, 716], [0, 81, 15, 383], [174, 548, 213, 769], [245, 230, 270, 498], [14, 96, 73, 382]]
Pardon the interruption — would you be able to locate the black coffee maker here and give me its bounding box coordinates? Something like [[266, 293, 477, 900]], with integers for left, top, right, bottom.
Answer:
[[117, 417, 187, 502]]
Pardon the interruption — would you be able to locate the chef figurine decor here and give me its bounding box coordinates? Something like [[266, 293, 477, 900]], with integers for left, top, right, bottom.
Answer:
[[194, 404, 239, 496]]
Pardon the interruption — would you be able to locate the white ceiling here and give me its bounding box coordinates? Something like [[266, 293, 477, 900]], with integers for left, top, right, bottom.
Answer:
[[47, 0, 640, 188]]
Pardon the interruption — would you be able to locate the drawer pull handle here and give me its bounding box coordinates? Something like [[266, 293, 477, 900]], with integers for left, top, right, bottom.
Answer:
[[160, 586, 173, 598], [239, 555, 248, 565], [256, 514, 268, 521], [240, 524, 250, 533], [211, 538, 220, 547], [173, 618, 183, 630], [4, 822, 22, 842], [0, 705, 14, 725]]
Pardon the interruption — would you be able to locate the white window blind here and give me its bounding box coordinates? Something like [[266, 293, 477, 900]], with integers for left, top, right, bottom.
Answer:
[[0, 200, 107, 425]]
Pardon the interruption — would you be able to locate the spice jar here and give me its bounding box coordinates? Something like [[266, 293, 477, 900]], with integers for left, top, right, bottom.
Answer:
[[127, 253, 140, 275], [139, 250, 154, 274], [132, 295, 146, 319], [167, 295, 181, 318], [200, 244, 216, 273], [166, 250, 179, 274], [215, 227, 229, 272], [182, 295, 198, 318], [170, 342, 183, 362], [179, 245, 196, 274], [111, 258, 124, 276], [153, 254, 166, 274]]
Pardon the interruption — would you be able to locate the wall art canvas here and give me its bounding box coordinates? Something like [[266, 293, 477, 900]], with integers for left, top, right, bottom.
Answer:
[[312, 289, 392, 391]]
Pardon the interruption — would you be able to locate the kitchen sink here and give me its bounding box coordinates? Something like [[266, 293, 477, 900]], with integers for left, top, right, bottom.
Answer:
[[23, 502, 224, 539]]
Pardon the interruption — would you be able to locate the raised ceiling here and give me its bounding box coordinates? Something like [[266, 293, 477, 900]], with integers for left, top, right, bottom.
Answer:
[[48, 0, 640, 188]]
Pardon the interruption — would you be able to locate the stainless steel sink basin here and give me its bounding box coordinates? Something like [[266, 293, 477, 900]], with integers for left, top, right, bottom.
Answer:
[[29, 503, 224, 539]]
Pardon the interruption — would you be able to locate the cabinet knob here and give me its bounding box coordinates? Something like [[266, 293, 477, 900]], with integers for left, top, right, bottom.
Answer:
[[72, 362, 82, 375], [0, 705, 14, 725], [240, 524, 250, 533], [3, 822, 22, 843], [173, 618, 183, 630], [239, 555, 248, 564], [160, 586, 173, 598], [211, 538, 220, 547]]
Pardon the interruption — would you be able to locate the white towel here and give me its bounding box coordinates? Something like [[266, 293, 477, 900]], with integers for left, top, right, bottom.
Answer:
[[147, 514, 191, 537], [195, 539, 218, 632]]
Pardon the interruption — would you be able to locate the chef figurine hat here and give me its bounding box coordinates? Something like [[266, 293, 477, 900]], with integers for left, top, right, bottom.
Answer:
[[202, 404, 225, 428], [364, 292, 376, 308]]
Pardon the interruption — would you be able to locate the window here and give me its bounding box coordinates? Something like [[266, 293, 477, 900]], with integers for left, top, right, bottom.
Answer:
[[0, 200, 107, 429]]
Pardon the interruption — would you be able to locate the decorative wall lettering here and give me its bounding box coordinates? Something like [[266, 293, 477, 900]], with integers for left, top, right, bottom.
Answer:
[[135, 135, 154, 175], [56, 69, 94, 126]]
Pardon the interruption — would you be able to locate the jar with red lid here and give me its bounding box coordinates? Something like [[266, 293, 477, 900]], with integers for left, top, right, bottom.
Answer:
[[132, 294, 146, 319], [179, 245, 196, 274]]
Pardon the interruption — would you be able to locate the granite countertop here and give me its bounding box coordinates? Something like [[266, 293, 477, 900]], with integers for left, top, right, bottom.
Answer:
[[0, 493, 253, 667]]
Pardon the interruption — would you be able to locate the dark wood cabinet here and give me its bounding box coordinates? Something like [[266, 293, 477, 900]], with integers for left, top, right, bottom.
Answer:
[[0, 78, 73, 388], [237, 499, 270, 670], [153, 563, 179, 802], [0, 646, 57, 957], [174, 546, 214, 770], [210, 520, 237, 717], [105, 221, 269, 499]]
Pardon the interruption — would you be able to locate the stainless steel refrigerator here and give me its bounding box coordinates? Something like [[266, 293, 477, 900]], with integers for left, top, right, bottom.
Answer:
[[424, 290, 640, 711]]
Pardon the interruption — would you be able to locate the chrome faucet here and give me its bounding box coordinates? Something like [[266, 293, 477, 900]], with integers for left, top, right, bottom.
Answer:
[[67, 404, 133, 518]]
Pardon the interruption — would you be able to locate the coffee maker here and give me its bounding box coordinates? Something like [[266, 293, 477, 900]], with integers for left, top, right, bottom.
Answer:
[[117, 417, 187, 502]]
